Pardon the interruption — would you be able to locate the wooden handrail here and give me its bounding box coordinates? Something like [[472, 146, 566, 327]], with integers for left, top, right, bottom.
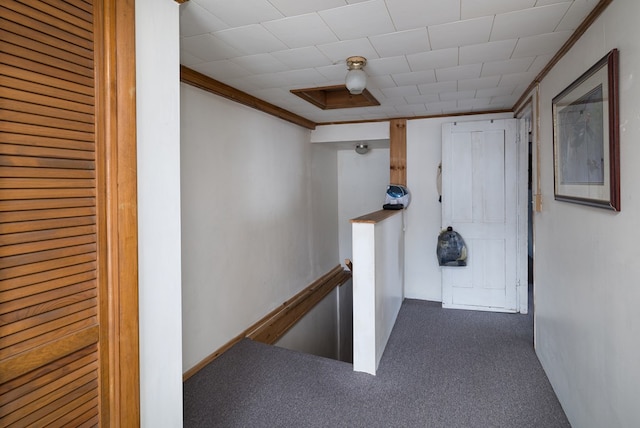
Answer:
[[183, 265, 351, 381]]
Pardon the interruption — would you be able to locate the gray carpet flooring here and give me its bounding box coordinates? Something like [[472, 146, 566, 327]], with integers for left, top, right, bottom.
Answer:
[[184, 299, 570, 427]]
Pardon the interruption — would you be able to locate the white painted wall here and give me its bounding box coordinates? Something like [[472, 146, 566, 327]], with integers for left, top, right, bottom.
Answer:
[[352, 211, 404, 375], [338, 148, 390, 266], [136, 1, 183, 426], [180, 84, 341, 372], [533, 0, 640, 425], [404, 113, 514, 301], [274, 143, 340, 358]]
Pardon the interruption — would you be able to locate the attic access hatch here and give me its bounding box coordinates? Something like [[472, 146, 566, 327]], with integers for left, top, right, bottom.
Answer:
[[291, 85, 380, 110]]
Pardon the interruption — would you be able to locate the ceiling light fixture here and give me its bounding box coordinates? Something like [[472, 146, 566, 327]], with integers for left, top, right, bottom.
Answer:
[[355, 143, 369, 155], [345, 56, 367, 95]]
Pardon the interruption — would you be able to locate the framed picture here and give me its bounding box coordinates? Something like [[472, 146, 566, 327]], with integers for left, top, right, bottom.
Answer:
[[552, 49, 620, 211]]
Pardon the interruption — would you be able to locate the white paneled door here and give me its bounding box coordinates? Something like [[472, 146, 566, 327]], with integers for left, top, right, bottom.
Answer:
[[441, 119, 521, 312]]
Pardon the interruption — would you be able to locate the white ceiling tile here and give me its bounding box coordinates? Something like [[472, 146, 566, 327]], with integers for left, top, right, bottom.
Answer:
[[191, 60, 252, 80], [490, 94, 519, 106], [213, 25, 288, 55], [490, 3, 572, 41], [316, 38, 379, 63], [242, 73, 290, 89], [271, 47, 333, 69], [475, 86, 515, 98], [481, 57, 535, 77], [498, 71, 536, 87], [395, 103, 428, 116], [386, 0, 461, 31], [180, 50, 205, 67], [407, 48, 458, 72], [366, 56, 411, 76], [404, 94, 441, 104], [319, 0, 395, 40], [369, 28, 431, 57], [534, 0, 570, 5], [377, 95, 407, 106], [315, 63, 347, 81], [458, 97, 492, 109], [527, 54, 554, 74], [457, 76, 501, 91], [367, 75, 397, 89], [512, 31, 572, 58], [180, 1, 229, 37], [392, 70, 437, 86], [461, 0, 536, 20], [418, 81, 458, 95], [230, 54, 289, 74], [381, 86, 421, 98], [195, 0, 283, 26], [267, 0, 348, 16], [428, 16, 494, 50], [556, 0, 599, 31], [263, 14, 338, 48], [435, 64, 482, 82], [276, 68, 329, 87], [440, 90, 477, 101], [459, 39, 517, 65], [181, 34, 242, 62], [425, 100, 458, 112]]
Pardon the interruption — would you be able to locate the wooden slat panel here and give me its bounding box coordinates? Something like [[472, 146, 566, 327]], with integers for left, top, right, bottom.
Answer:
[[5, 380, 98, 427], [0, 346, 95, 401], [0, 198, 95, 216], [37, 0, 93, 24], [0, 207, 95, 223], [0, 360, 96, 416], [2, 224, 95, 246], [0, 17, 92, 61], [48, 398, 98, 428], [2, 87, 94, 116], [1, 53, 94, 89], [16, 0, 93, 34], [0, 188, 95, 200], [1, 230, 95, 257], [0, 27, 92, 70], [0, 110, 94, 134], [0, 325, 98, 384], [0, 254, 96, 284], [1, 281, 95, 318], [0, 39, 93, 79], [0, 144, 95, 160], [2, 298, 97, 338], [1, 98, 94, 124], [0, 64, 94, 98], [1, 2, 92, 43], [0, 242, 96, 270], [0, 166, 95, 179], [0, 215, 95, 234], [1, 307, 97, 350], [0, 317, 97, 360], [0, 178, 95, 189], [1, 272, 95, 312], [0, 6, 92, 55], [1, 74, 94, 106], [0, 155, 94, 170], [0, 122, 93, 143]]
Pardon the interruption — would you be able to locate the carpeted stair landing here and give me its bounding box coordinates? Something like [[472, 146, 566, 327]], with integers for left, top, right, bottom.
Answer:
[[184, 299, 570, 427]]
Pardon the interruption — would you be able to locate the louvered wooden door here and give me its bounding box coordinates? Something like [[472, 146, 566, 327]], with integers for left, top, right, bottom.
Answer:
[[0, 1, 137, 426]]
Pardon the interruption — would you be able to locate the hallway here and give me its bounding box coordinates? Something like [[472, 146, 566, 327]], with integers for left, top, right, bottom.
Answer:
[[184, 299, 568, 427]]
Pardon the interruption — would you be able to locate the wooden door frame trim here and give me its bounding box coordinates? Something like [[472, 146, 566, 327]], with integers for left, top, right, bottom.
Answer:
[[95, 0, 140, 426]]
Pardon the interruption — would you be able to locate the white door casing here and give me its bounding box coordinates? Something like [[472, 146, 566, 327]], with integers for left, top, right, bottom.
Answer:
[[441, 119, 523, 313]]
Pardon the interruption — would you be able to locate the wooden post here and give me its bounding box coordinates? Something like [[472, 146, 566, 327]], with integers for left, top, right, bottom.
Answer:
[[390, 119, 407, 186]]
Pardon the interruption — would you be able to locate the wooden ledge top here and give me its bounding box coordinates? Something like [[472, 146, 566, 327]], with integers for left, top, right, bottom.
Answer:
[[350, 209, 403, 224]]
